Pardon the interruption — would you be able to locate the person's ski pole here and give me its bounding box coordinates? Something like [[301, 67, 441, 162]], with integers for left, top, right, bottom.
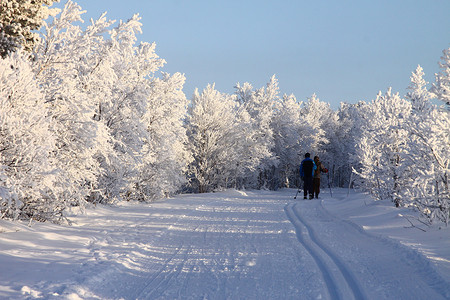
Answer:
[[294, 187, 301, 199]]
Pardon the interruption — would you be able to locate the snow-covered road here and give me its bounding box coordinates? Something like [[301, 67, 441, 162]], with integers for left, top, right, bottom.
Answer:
[[1, 189, 449, 299]]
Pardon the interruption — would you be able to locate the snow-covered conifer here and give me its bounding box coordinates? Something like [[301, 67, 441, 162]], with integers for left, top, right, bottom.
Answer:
[[430, 47, 450, 106], [0, 0, 59, 57]]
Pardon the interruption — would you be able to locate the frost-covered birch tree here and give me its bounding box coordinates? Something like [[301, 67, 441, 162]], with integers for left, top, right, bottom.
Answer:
[[33, 1, 188, 205], [299, 94, 330, 154], [332, 102, 367, 188], [0, 51, 59, 221], [271, 94, 303, 188], [135, 72, 191, 201], [186, 84, 241, 193], [235, 76, 279, 189], [354, 88, 411, 206], [403, 66, 450, 224], [271, 93, 330, 188], [34, 1, 115, 206], [85, 13, 169, 203]]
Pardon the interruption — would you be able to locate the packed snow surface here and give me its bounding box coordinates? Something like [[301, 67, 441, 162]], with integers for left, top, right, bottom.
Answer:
[[1, 189, 449, 299]]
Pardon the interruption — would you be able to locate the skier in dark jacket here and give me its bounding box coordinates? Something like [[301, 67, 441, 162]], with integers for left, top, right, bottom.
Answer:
[[300, 153, 316, 199]]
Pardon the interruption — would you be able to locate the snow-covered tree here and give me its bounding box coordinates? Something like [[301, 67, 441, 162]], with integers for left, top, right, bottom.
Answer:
[[404, 66, 450, 224], [271, 94, 303, 188], [84, 13, 168, 203], [186, 84, 242, 193], [0, 51, 60, 221], [406, 108, 450, 224], [430, 47, 450, 106], [33, 1, 115, 206], [135, 72, 191, 201], [407, 65, 431, 112], [85, 12, 189, 203], [33, 1, 189, 205], [0, 0, 59, 57], [299, 94, 331, 152], [354, 88, 411, 206], [333, 101, 367, 188], [300, 94, 336, 182], [228, 102, 262, 189], [235, 76, 279, 189], [271, 93, 331, 188]]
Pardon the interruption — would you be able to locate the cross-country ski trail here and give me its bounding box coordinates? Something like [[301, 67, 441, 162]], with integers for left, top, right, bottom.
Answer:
[[1, 189, 449, 299]]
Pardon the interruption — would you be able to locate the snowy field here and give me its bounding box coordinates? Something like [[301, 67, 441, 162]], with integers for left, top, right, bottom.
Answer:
[[0, 188, 449, 300]]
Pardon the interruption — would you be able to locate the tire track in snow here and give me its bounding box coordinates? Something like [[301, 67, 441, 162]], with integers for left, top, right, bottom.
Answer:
[[284, 202, 366, 300]]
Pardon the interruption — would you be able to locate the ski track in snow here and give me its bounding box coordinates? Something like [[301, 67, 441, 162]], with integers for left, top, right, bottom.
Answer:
[[60, 192, 326, 300], [126, 195, 322, 300], [285, 196, 450, 300], [284, 202, 365, 300], [1, 189, 449, 299]]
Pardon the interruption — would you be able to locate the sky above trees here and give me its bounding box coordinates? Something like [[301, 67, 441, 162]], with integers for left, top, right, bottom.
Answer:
[[53, 0, 450, 108]]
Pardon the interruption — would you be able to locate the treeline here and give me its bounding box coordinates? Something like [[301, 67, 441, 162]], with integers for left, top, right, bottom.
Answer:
[[0, 1, 449, 224]]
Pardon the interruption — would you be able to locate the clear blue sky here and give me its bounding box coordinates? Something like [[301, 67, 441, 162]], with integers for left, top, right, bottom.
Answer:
[[54, 0, 450, 108]]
